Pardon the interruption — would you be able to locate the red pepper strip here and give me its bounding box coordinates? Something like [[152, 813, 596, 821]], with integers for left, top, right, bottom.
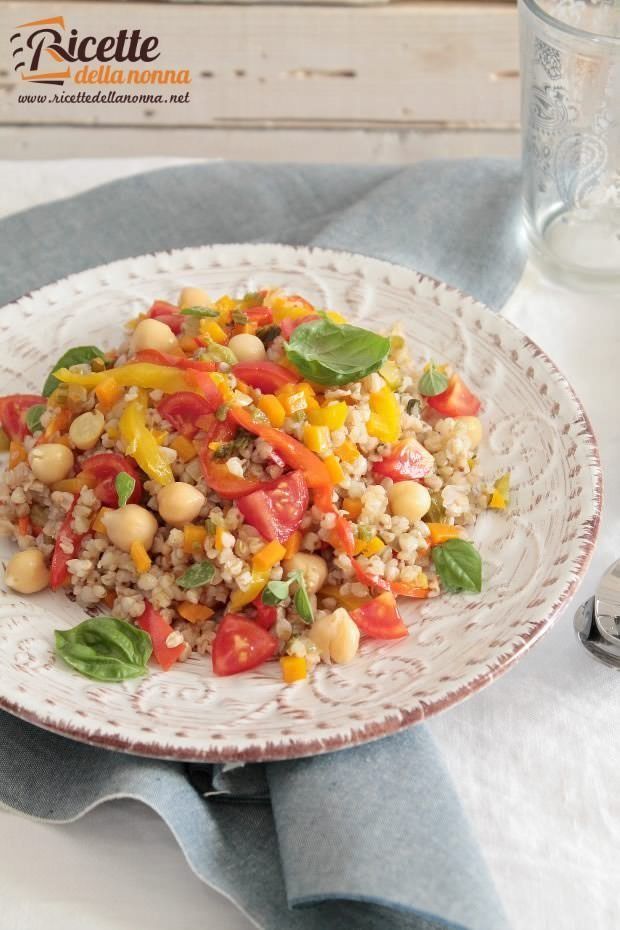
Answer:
[[137, 600, 185, 670], [50, 499, 87, 590], [132, 349, 216, 372], [333, 514, 356, 557], [198, 415, 271, 500], [229, 405, 333, 492], [351, 559, 429, 598]]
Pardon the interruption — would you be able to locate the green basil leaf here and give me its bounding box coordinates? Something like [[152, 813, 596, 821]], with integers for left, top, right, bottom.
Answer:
[[115, 471, 136, 508], [256, 324, 281, 347], [177, 560, 215, 589], [180, 306, 219, 318], [418, 361, 449, 397], [285, 317, 390, 387], [262, 580, 291, 606], [44, 345, 105, 397], [294, 584, 314, 625], [25, 404, 46, 435], [432, 539, 482, 593], [231, 308, 249, 325], [54, 617, 152, 681]]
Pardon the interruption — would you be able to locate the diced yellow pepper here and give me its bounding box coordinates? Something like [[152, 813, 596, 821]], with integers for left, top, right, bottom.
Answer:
[[366, 384, 401, 444], [0, 428, 9, 452], [95, 376, 124, 412], [130, 541, 152, 574], [277, 382, 318, 416], [324, 454, 344, 483], [199, 319, 228, 344], [281, 390, 308, 415], [264, 291, 315, 323], [334, 439, 359, 463], [178, 335, 199, 354], [303, 424, 330, 456], [489, 473, 510, 509], [257, 393, 286, 428], [228, 570, 270, 611], [426, 523, 462, 546], [52, 474, 96, 494], [170, 435, 197, 463], [208, 372, 233, 402], [214, 295, 236, 324], [151, 429, 169, 445], [283, 530, 302, 559], [489, 490, 506, 509], [308, 401, 348, 430], [215, 525, 226, 551], [325, 310, 347, 324], [183, 524, 207, 555], [119, 397, 175, 486], [177, 602, 214, 623], [280, 655, 307, 683], [342, 497, 362, 519], [379, 360, 402, 389], [253, 540, 287, 573], [362, 535, 385, 558]]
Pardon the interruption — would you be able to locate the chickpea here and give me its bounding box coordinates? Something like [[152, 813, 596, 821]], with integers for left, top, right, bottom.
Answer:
[[388, 480, 431, 523], [309, 607, 360, 665], [283, 552, 328, 596], [29, 443, 74, 485], [179, 286, 211, 310], [131, 318, 178, 354], [5, 547, 49, 594], [456, 415, 483, 450], [157, 482, 205, 527], [228, 333, 266, 363], [69, 410, 105, 451], [102, 504, 158, 553]]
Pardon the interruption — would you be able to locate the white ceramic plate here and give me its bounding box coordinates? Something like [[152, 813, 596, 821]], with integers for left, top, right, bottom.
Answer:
[[0, 244, 601, 761]]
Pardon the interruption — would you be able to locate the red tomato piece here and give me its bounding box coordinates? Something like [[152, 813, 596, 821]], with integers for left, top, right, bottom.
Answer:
[[244, 306, 273, 326], [137, 600, 185, 671], [0, 394, 46, 441], [236, 470, 309, 543], [81, 452, 142, 507], [158, 392, 219, 439], [252, 597, 278, 630], [351, 592, 409, 639], [212, 614, 278, 676], [50, 500, 86, 590], [373, 439, 431, 482], [133, 349, 216, 373], [427, 374, 481, 417], [230, 405, 333, 493], [333, 514, 355, 556], [147, 300, 183, 335], [231, 362, 298, 393], [280, 314, 318, 341]]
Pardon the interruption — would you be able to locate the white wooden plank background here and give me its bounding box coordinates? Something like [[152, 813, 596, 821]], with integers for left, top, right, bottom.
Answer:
[[0, 1, 520, 162]]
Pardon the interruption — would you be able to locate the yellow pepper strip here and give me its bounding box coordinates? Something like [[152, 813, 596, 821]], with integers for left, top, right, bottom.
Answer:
[[319, 584, 370, 612], [366, 384, 401, 444], [257, 394, 286, 428], [183, 524, 207, 555], [426, 523, 462, 546], [308, 401, 348, 431], [334, 439, 359, 463], [228, 570, 270, 611], [52, 474, 97, 494], [323, 455, 344, 484], [91, 507, 111, 534], [280, 655, 307, 683], [200, 319, 228, 344], [283, 530, 302, 559], [170, 435, 197, 463], [130, 541, 152, 574], [253, 540, 287, 573], [214, 525, 226, 551], [54, 363, 189, 395], [119, 397, 174, 486], [489, 472, 510, 509], [303, 424, 330, 456], [95, 376, 124, 412], [151, 429, 169, 445], [342, 496, 362, 519], [177, 602, 215, 623]]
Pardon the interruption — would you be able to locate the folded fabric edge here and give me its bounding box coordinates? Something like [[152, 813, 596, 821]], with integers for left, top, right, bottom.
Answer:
[[292, 893, 473, 930]]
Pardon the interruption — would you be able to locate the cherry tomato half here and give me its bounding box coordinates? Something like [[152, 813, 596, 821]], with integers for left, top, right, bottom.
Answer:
[[158, 392, 219, 438], [373, 439, 431, 482], [231, 361, 298, 394], [236, 470, 309, 543], [137, 600, 185, 671], [427, 374, 480, 417], [252, 597, 278, 630], [0, 394, 46, 441], [351, 591, 408, 639], [50, 499, 86, 590], [81, 452, 142, 507], [280, 314, 317, 341], [212, 614, 278, 676], [146, 300, 184, 335], [198, 418, 270, 500], [244, 306, 273, 327]]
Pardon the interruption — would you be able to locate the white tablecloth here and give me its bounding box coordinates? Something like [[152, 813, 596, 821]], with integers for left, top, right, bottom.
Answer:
[[1, 159, 618, 930]]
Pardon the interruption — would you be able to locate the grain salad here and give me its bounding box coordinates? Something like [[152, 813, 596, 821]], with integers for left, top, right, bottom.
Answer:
[[0, 286, 508, 683]]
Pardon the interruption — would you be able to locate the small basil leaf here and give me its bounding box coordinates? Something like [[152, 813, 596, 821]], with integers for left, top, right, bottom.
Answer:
[[180, 306, 220, 318], [285, 317, 390, 387], [43, 346, 105, 396], [54, 617, 152, 681], [418, 362, 449, 397], [432, 538, 482, 593], [178, 560, 216, 589], [25, 404, 46, 435], [294, 585, 314, 625], [115, 471, 136, 508], [262, 580, 291, 606]]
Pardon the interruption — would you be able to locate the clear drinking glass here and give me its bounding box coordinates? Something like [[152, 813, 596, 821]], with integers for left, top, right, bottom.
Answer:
[[519, 0, 620, 288]]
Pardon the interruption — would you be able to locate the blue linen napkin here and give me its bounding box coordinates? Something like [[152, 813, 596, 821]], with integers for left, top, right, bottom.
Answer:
[[0, 158, 524, 930]]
